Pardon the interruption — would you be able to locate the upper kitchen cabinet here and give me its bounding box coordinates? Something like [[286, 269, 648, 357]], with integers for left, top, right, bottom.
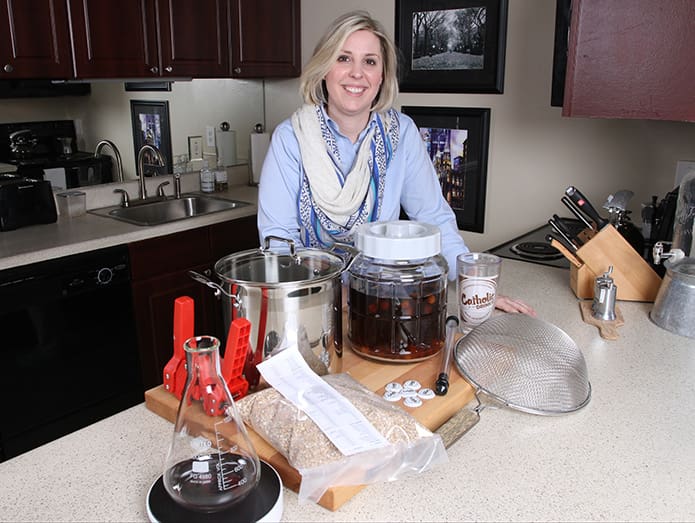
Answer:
[[230, 0, 301, 78], [562, 0, 695, 122], [68, 0, 229, 78], [0, 0, 72, 78]]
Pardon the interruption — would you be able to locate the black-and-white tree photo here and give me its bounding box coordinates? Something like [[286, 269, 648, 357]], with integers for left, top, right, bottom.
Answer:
[[411, 7, 487, 71]]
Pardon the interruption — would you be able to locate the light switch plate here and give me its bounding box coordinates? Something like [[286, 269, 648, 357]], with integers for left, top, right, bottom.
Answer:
[[206, 125, 215, 147], [188, 136, 203, 161]]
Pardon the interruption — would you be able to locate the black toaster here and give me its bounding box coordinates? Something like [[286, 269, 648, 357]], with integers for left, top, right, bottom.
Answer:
[[0, 174, 58, 231]]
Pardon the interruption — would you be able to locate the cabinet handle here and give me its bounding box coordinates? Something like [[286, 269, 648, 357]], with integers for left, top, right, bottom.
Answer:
[[233, 67, 241, 74], [150, 66, 159, 74], [3, 64, 13, 73], [164, 66, 172, 73]]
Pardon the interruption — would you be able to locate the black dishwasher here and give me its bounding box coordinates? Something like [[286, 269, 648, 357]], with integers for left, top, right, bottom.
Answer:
[[0, 245, 144, 461]]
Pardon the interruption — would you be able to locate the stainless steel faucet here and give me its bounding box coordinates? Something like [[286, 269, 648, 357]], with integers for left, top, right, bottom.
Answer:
[[94, 140, 124, 182], [136, 144, 167, 200]]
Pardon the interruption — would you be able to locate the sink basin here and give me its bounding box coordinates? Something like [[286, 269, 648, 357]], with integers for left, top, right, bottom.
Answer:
[[89, 195, 249, 226]]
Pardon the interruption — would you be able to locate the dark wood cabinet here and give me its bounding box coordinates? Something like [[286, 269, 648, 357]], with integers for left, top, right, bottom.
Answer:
[[0, 0, 72, 79], [157, 0, 229, 78], [229, 0, 301, 78], [68, 0, 228, 78], [130, 216, 258, 389], [3, 0, 299, 80], [562, 0, 695, 122]]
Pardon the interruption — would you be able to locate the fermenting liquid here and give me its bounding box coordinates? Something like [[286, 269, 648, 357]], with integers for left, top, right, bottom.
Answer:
[[348, 287, 446, 362]]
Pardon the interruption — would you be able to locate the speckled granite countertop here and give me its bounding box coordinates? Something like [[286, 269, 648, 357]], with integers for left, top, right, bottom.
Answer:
[[0, 175, 258, 271], [1, 259, 693, 522]]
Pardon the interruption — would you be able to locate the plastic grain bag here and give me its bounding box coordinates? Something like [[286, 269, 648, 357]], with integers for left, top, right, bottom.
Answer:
[[236, 372, 448, 504]]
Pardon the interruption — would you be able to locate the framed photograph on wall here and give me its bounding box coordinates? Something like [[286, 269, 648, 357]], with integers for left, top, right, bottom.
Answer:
[[396, 0, 508, 93], [130, 100, 172, 176], [401, 106, 491, 233]]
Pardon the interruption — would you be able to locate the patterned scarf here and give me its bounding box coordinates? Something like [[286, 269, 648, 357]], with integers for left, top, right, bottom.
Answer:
[[292, 104, 400, 248]]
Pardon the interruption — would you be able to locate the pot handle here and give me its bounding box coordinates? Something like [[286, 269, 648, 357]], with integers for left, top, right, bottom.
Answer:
[[188, 270, 238, 301], [261, 235, 301, 264], [330, 241, 359, 271]]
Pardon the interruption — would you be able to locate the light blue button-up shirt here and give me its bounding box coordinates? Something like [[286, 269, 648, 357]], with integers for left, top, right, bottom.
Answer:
[[257, 107, 469, 279]]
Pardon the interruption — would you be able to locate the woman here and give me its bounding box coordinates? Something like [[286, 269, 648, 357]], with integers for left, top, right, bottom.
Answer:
[[258, 10, 534, 315]]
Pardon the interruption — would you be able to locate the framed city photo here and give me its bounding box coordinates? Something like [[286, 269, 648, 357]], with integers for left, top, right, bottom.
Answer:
[[130, 100, 172, 176], [396, 0, 508, 93], [401, 106, 491, 233]]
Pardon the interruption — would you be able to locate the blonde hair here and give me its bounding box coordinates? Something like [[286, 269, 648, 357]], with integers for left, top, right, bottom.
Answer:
[[299, 10, 399, 114]]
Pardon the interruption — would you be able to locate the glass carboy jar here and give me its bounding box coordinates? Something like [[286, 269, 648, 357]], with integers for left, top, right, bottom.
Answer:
[[347, 221, 448, 362]]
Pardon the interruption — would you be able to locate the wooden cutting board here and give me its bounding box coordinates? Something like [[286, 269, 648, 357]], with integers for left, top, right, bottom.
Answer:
[[145, 340, 474, 511]]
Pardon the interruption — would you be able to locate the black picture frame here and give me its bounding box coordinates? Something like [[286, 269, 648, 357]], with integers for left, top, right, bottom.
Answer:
[[550, 0, 571, 107], [401, 106, 490, 233], [396, 0, 508, 93], [130, 100, 172, 176]]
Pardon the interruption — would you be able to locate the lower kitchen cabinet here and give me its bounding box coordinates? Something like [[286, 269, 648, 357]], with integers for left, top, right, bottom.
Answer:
[[130, 215, 258, 389]]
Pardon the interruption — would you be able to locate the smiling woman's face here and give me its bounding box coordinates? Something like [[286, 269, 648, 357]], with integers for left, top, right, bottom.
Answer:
[[324, 29, 383, 127]]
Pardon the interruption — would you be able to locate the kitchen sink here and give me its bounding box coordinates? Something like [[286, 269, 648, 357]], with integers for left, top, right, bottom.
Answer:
[[89, 194, 249, 226]]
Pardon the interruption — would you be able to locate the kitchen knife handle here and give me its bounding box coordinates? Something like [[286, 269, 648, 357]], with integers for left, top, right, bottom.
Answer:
[[548, 218, 578, 251], [546, 234, 583, 268], [565, 186, 609, 229], [561, 195, 594, 230], [552, 214, 583, 246]]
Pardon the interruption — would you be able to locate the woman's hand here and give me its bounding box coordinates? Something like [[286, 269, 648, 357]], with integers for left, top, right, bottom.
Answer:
[[495, 295, 537, 317]]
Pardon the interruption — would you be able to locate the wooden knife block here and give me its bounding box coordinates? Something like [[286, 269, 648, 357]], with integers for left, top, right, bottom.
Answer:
[[569, 224, 662, 302]]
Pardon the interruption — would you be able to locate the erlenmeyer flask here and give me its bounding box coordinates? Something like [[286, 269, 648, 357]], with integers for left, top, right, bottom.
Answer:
[[163, 335, 260, 513]]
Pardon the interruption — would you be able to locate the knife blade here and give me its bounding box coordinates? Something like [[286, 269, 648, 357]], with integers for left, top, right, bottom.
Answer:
[[565, 186, 609, 229], [546, 233, 583, 268], [548, 218, 578, 251], [561, 195, 594, 231]]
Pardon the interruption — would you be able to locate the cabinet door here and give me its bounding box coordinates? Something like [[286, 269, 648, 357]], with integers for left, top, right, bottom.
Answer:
[[0, 0, 72, 78], [131, 264, 218, 389], [158, 0, 229, 77], [230, 0, 301, 78], [68, 0, 159, 78], [129, 227, 216, 389], [209, 214, 259, 260], [563, 0, 695, 121]]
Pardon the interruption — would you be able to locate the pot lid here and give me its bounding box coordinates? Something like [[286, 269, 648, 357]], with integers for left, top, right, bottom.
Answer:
[[214, 243, 345, 286], [355, 220, 441, 260]]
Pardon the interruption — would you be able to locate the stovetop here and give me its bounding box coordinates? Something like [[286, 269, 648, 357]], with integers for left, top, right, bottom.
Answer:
[[487, 218, 584, 269]]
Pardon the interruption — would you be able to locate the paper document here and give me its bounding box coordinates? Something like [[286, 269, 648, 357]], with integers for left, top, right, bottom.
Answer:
[[257, 346, 388, 456]]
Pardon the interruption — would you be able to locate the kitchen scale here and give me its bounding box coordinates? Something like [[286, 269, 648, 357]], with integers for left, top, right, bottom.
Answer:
[[146, 460, 283, 522]]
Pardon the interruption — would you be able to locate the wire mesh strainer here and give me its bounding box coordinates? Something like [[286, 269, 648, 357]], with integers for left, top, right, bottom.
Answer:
[[454, 314, 591, 416]]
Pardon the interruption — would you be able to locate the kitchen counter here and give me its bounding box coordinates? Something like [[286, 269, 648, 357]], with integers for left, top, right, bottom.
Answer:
[[0, 177, 259, 271], [1, 260, 694, 522]]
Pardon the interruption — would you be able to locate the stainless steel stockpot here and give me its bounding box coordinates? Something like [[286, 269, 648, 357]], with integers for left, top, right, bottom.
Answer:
[[191, 236, 346, 388], [650, 256, 695, 339]]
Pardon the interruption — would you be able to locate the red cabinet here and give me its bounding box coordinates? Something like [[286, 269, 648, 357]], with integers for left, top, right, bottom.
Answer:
[[562, 0, 695, 121], [0, 0, 72, 79]]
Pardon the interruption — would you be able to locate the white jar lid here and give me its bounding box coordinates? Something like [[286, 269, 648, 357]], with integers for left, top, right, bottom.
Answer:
[[354, 220, 441, 260]]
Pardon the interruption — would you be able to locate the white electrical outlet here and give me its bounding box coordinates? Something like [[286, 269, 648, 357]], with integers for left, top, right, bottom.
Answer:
[[206, 125, 215, 148], [188, 136, 203, 161]]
